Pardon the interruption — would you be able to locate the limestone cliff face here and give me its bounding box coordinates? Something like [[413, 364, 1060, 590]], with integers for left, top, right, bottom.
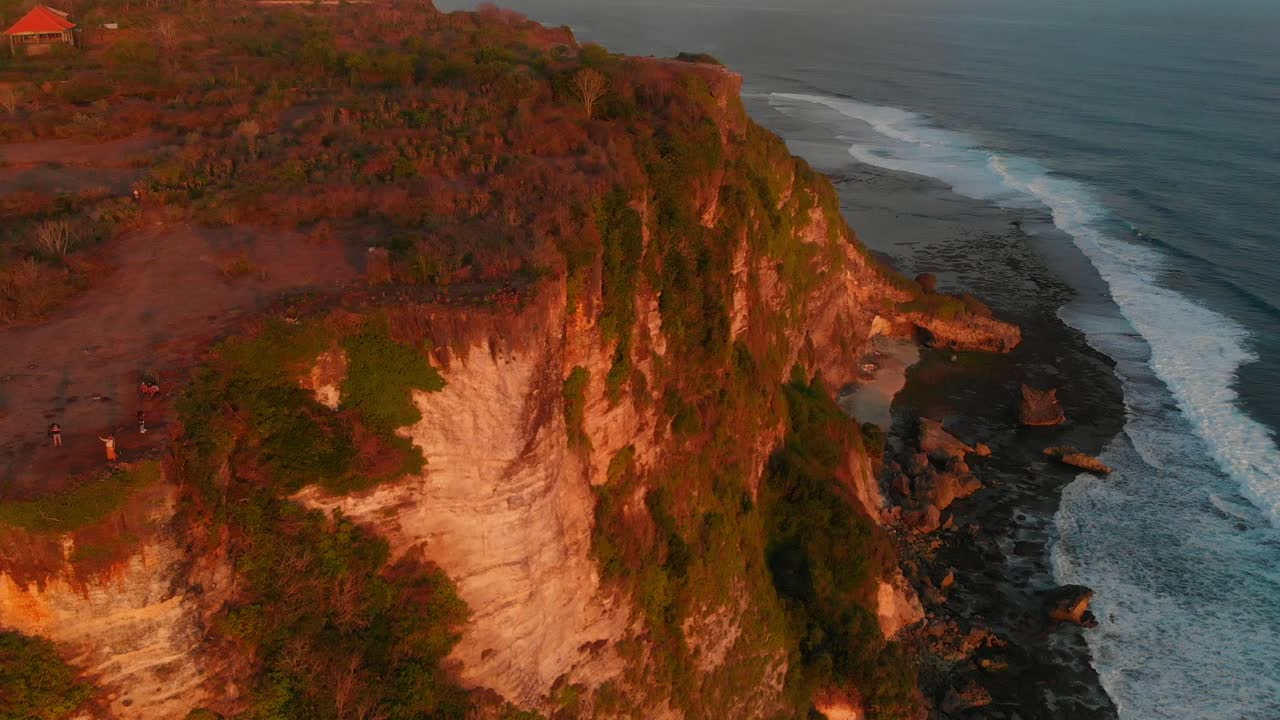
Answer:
[[0, 473, 237, 719], [294, 176, 952, 715], [297, 289, 639, 710], [0, 63, 1014, 719]]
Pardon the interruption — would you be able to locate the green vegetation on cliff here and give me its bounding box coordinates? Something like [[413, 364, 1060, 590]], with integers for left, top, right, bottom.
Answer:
[[176, 314, 466, 719], [0, 631, 92, 720], [764, 376, 918, 717], [181, 317, 438, 497], [0, 460, 160, 533], [563, 366, 591, 449]]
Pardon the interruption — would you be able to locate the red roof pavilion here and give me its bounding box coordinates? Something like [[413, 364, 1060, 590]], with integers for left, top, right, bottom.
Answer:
[[4, 6, 77, 55]]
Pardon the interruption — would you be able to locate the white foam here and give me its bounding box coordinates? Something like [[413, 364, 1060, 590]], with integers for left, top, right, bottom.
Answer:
[[769, 91, 1280, 524]]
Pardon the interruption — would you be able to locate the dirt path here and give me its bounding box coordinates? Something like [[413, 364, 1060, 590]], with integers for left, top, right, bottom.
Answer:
[[0, 220, 358, 499], [0, 132, 160, 168], [0, 132, 160, 198]]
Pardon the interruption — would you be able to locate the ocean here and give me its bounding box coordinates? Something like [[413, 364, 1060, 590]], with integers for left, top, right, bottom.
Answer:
[[438, 1, 1280, 717]]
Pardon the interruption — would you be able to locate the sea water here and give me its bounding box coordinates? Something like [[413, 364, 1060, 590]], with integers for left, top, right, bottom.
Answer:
[[439, 1, 1280, 716]]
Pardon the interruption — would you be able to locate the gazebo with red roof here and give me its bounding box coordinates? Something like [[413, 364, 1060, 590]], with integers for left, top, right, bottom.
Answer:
[[4, 5, 77, 56]]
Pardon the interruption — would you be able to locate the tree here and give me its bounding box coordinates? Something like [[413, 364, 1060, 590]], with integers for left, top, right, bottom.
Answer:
[[0, 86, 17, 116], [573, 67, 607, 121]]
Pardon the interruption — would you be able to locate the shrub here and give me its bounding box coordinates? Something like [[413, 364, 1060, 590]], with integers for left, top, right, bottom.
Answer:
[[762, 376, 920, 719], [0, 461, 162, 533], [674, 52, 723, 66], [221, 503, 469, 720], [914, 272, 936, 294], [340, 321, 445, 433], [31, 218, 77, 259], [0, 258, 81, 325], [181, 318, 436, 496], [0, 631, 92, 720], [59, 81, 112, 106], [563, 366, 590, 449], [861, 422, 886, 457]]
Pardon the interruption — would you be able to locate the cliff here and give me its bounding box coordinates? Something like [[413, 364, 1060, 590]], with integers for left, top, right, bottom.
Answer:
[[0, 465, 237, 718], [0, 4, 1018, 719]]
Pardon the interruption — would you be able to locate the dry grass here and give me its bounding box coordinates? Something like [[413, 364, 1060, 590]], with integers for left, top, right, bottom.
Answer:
[[31, 218, 78, 259], [219, 254, 264, 281], [0, 258, 78, 324], [0, 86, 18, 116]]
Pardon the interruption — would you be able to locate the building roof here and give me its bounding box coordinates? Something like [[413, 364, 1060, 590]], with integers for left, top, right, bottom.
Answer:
[[4, 6, 76, 36]]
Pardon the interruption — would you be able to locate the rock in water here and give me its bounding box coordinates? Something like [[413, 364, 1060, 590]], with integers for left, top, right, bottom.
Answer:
[[941, 681, 993, 714], [1019, 384, 1065, 426], [1043, 585, 1099, 627], [915, 467, 982, 512], [918, 418, 974, 462], [1043, 446, 1112, 475], [907, 505, 942, 534]]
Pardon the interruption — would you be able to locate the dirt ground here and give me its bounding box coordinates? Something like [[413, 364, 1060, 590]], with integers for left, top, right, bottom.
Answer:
[[0, 132, 158, 198], [0, 218, 360, 500], [0, 132, 160, 168]]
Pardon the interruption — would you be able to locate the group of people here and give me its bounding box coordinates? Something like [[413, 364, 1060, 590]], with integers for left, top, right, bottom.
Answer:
[[46, 377, 160, 463]]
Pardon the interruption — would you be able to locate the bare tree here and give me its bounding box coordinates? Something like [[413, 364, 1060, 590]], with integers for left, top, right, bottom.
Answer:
[[237, 119, 261, 160], [33, 219, 77, 259], [155, 17, 179, 50], [573, 68, 608, 121], [0, 86, 18, 116]]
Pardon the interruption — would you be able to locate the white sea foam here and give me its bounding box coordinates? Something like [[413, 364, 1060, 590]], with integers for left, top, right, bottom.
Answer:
[[767, 91, 1280, 719], [770, 91, 1280, 524]]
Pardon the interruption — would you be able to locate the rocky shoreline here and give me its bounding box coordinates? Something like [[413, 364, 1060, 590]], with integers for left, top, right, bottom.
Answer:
[[869, 198, 1124, 718], [805, 160, 1126, 717]]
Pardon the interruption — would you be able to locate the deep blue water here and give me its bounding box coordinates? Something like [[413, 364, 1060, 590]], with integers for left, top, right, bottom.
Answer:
[[441, 1, 1280, 716]]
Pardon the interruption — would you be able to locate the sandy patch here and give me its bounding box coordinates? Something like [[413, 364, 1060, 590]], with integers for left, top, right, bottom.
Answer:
[[838, 336, 919, 429]]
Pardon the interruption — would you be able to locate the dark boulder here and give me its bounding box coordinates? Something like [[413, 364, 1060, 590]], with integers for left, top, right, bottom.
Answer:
[[1020, 384, 1065, 426], [919, 418, 974, 463], [941, 681, 993, 714], [1043, 585, 1098, 627]]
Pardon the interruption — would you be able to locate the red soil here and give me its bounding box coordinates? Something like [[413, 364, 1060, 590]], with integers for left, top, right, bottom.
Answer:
[[0, 219, 359, 500], [0, 132, 159, 198]]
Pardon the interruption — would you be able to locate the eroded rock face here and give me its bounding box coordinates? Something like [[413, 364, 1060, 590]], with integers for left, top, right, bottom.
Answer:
[[877, 569, 925, 638], [918, 418, 974, 463], [2, 43, 1022, 720], [0, 479, 238, 719], [297, 311, 634, 709], [908, 312, 1021, 354], [299, 347, 348, 410], [1019, 384, 1065, 426], [913, 467, 983, 514], [814, 688, 865, 720], [898, 420, 982, 536]]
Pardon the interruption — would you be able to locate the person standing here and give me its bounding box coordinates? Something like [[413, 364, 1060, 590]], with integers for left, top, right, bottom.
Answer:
[[98, 434, 117, 462], [137, 411, 147, 434], [49, 423, 62, 447]]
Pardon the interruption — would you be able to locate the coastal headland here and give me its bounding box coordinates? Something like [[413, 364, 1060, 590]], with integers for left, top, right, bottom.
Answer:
[[0, 2, 1115, 719]]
